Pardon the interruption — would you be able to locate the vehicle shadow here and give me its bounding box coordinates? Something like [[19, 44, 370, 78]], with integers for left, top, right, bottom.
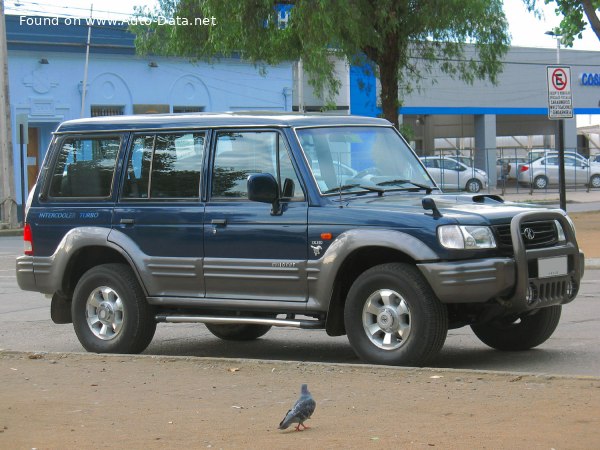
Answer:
[[143, 324, 567, 374]]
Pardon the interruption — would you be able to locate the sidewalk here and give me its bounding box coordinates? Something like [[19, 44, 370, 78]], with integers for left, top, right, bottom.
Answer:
[[1, 351, 599, 449]]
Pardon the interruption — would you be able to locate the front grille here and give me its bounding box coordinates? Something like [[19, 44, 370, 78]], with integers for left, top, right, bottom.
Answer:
[[493, 220, 558, 252]]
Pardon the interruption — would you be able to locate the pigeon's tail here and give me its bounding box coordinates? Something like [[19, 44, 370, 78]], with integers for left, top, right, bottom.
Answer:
[[278, 410, 293, 430]]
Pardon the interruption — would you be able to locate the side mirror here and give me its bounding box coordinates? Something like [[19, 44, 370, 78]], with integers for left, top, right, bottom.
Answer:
[[247, 173, 281, 215]]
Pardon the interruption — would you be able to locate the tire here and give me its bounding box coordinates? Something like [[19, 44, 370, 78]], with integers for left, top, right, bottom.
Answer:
[[465, 178, 482, 193], [590, 174, 600, 189], [470, 305, 561, 351], [344, 263, 448, 367], [533, 175, 548, 189], [205, 323, 272, 341], [72, 263, 156, 354]]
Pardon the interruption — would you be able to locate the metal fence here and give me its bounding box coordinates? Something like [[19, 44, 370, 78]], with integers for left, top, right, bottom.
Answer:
[[414, 148, 600, 196]]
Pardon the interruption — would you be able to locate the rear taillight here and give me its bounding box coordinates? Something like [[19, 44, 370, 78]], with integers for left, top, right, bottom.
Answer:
[[519, 165, 529, 172], [23, 223, 33, 256]]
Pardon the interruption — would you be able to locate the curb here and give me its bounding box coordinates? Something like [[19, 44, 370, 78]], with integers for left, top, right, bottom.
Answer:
[[2, 349, 599, 381], [0, 228, 23, 237]]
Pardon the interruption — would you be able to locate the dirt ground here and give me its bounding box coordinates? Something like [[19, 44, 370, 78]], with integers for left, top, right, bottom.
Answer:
[[1, 351, 600, 449], [569, 211, 600, 258], [1, 211, 600, 449]]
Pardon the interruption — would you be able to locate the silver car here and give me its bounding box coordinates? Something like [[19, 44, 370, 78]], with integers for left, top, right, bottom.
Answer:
[[518, 154, 600, 189], [497, 157, 528, 180], [421, 156, 488, 193]]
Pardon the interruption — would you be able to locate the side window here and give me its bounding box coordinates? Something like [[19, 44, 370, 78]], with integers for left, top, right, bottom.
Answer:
[[49, 136, 120, 198], [122, 132, 205, 199], [212, 131, 303, 200]]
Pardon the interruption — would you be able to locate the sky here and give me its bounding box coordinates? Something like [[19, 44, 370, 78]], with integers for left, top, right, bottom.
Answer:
[[4, 0, 600, 51]]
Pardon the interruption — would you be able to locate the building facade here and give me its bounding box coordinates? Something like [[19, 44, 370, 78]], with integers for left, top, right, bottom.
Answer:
[[5, 14, 293, 212]]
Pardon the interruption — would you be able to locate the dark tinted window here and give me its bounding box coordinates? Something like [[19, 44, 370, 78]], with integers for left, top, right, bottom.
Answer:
[[49, 136, 120, 198], [123, 132, 204, 199]]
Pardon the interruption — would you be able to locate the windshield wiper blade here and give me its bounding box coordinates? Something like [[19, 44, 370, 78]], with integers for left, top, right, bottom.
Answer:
[[375, 179, 434, 193], [322, 184, 385, 195]]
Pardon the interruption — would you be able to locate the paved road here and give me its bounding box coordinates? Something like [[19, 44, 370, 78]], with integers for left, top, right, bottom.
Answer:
[[2, 236, 599, 376]]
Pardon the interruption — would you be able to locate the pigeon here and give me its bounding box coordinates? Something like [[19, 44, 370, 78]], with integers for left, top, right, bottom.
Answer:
[[278, 384, 316, 431]]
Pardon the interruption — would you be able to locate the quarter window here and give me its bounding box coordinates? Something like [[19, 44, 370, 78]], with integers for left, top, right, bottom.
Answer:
[[122, 132, 205, 199], [49, 136, 120, 198]]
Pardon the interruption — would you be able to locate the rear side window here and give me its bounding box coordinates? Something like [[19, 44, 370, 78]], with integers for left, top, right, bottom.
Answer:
[[49, 136, 121, 198], [122, 132, 205, 199]]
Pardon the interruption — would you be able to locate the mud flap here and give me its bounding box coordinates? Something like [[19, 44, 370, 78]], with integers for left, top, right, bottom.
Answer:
[[51, 293, 72, 324]]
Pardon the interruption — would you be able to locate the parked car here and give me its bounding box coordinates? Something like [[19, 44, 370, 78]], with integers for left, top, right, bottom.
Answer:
[[497, 157, 528, 180], [518, 154, 600, 189], [16, 112, 584, 367], [420, 156, 488, 193], [527, 150, 594, 166]]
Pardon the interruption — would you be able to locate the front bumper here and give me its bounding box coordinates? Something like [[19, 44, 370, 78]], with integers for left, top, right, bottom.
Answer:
[[418, 210, 584, 312]]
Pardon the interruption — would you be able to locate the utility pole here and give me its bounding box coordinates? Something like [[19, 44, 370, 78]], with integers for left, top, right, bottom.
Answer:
[[0, 0, 18, 228], [80, 4, 93, 117]]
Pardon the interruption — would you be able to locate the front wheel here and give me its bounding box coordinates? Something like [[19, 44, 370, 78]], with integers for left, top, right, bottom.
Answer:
[[470, 305, 561, 351], [465, 178, 482, 193], [72, 263, 156, 354], [589, 174, 600, 189], [344, 263, 448, 366]]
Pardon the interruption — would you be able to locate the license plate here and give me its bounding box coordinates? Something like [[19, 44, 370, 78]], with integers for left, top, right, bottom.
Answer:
[[538, 256, 568, 278]]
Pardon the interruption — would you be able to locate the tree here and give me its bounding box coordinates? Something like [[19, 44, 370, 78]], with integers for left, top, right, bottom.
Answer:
[[524, 1, 600, 46], [132, 0, 510, 128]]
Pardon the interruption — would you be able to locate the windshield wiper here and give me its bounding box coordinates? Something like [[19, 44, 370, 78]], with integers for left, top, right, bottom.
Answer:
[[322, 184, 385, 195], [375, 179, 434, 193]]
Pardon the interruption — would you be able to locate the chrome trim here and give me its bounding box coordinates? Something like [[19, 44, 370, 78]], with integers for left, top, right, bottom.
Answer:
[[155, 314, 325, 329]]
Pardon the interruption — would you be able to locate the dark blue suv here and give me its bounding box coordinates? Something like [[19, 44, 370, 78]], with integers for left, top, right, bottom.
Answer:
[[16, 113, 584, 366]]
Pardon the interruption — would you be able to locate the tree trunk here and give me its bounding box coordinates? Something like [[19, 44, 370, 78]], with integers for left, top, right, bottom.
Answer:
[[379, 60, 400, 129], [582, 0, 600, 42]]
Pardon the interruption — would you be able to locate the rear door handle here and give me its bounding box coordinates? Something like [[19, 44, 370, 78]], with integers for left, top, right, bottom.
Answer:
[[211, 219, 227, 226], [120, 218, 135, 225]]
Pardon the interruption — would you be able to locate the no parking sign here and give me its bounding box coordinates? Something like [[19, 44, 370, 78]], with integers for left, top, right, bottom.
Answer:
[[547, 66, 573, 119]]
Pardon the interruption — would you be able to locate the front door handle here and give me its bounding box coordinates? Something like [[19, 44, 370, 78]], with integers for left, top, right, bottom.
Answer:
[[120, 218, 135, 225], [211, 219, 227, 226]]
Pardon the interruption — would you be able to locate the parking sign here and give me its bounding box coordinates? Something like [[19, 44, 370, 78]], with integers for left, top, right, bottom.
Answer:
[[547, 66, 573, 119]]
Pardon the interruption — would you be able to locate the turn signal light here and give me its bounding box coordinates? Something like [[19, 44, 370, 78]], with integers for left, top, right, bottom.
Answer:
[[23, 223, 33, 255]]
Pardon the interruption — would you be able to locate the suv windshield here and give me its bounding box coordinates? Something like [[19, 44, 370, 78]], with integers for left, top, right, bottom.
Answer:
[[296, 126, 434, 195]]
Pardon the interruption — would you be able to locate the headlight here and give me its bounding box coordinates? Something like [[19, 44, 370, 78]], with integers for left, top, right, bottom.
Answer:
[[438, 225, 496, 249]]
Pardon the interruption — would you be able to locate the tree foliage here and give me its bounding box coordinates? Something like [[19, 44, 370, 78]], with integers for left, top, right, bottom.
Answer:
[[132, 0, 510, 127], [524, 0, 600, 46]]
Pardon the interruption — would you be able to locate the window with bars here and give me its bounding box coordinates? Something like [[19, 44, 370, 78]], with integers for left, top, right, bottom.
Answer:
[[91, 105, 125, 117]]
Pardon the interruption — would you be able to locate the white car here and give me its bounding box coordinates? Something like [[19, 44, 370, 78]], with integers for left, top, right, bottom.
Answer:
[[518, 154, 600, 189], [420, 156, 488, 193]]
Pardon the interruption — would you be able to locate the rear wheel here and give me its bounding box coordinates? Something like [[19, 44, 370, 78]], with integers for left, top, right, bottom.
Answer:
[[344, 263, 448, 366], [72, 263, 156, 354], [470, 305, 561, 351]]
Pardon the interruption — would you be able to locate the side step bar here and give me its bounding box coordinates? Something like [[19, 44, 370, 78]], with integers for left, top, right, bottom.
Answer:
[[155, 314, 325, 329]]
